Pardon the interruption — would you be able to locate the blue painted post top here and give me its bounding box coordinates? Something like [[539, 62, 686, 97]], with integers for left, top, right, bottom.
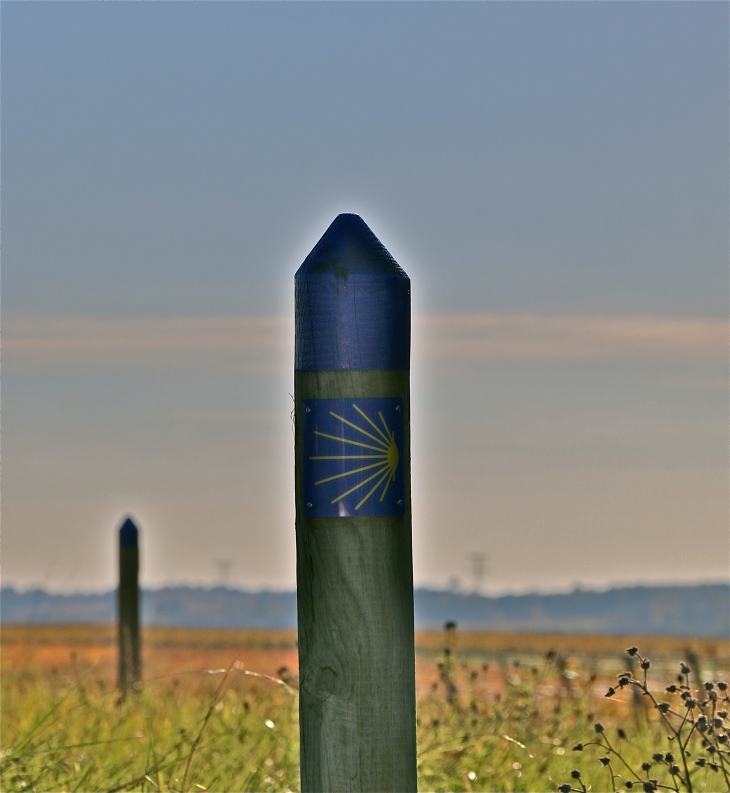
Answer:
[[295, 213, 410, 372], [119, 517, 139, 548]]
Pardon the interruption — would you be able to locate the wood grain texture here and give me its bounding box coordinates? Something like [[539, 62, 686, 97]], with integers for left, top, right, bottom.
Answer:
[[118, 545, 141, 695], [296, 370, 417, 792]]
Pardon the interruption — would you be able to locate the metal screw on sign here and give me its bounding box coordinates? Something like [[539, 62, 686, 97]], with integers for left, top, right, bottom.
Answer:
[[295, 214, 417, 792], [118, 516, 141, 698]]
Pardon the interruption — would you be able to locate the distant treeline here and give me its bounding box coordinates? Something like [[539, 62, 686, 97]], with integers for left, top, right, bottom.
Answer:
[[1, 583, 727, 637]]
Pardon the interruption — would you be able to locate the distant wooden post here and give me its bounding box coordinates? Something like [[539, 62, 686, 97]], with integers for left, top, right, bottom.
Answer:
[[118, 516, 141, 696], [295, 214, 417, 792]]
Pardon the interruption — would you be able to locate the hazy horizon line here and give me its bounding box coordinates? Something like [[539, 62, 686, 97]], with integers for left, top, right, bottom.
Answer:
[[4, 577, 727, 600]]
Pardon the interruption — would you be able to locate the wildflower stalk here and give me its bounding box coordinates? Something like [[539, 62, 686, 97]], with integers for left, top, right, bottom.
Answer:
[[562, 647, 730, 793]]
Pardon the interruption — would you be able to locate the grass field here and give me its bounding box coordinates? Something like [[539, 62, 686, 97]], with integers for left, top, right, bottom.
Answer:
[[2, 626, 728, 792]]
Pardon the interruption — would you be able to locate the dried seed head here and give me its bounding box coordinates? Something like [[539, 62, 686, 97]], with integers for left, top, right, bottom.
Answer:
[[652, 753, 664, 762], [627, 647, 639, 656], [705, 681, 715, 691], [625, 781, 634, 790], [641, 659, 651, 670], [669, 765, 680, 775], [657, 702, 670, 713], [573, 744, 584, 752], [665, 752, 675, 763], [717, 681, 727, 691], [605, 687, 616, 698], [558, 785, 572, 793], [570, 769, 581, 779], [617, 729, 627, 739], [641, 762, 652, 771], [665, 684, 678, 693], [681, 663, 691, 675], [642, 781, 655, 792], [599, 757, 610, 766], [695, 758, 707, 767], [594, 723, 605, 733]]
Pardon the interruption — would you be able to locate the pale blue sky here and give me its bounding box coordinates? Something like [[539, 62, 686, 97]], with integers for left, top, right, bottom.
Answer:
[[3, 3, 728, 593]]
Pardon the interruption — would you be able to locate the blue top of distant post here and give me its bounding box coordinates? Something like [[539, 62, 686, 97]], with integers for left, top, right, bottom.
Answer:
[[295, 214, 410, 372], [119, 517, 139, 548]]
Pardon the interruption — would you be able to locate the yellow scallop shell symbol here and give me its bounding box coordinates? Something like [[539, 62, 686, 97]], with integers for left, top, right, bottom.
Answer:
[[309, 403, 399, 510]]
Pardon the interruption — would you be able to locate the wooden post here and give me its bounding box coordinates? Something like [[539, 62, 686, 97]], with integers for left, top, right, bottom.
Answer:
[[118, 516, 141, 696], [295, 214, 417, 792]]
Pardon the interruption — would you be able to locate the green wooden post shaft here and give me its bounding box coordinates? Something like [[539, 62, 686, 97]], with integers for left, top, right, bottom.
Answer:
[[118, 517, 141, 696], [295, 215, 417, 792]]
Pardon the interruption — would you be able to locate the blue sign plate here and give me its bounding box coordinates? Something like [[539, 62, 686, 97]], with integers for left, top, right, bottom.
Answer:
[[303, 398, 405, 518]]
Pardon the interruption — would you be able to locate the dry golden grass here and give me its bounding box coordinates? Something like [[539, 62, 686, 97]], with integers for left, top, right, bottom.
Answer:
[[414, 630, 728, 659], [1, 625, 300, 694], [3, 624, 726, 698], [6, 624, 724, 655]]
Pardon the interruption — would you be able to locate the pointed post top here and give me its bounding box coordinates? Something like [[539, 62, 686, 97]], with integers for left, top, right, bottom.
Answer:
[[119, 516, 139, 548], [295, 214, 411, 372], [297, 213, 408, 280]]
